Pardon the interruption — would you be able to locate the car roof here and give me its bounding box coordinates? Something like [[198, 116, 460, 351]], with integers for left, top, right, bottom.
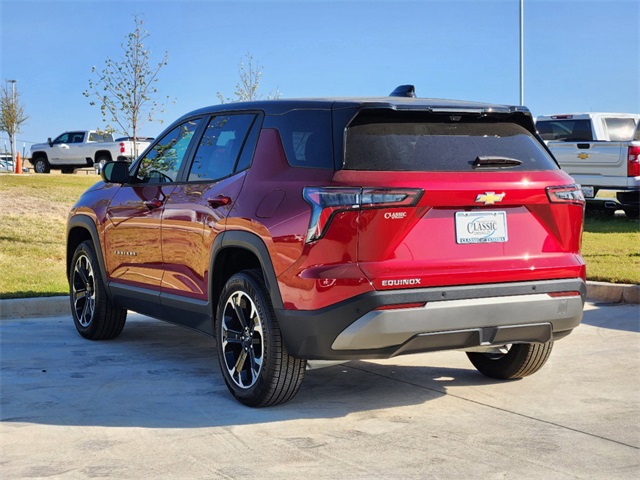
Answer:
[[179, 97, 530, 120]]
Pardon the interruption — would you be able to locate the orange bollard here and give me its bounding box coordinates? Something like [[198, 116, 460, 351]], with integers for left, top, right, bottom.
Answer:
[[15, 152, 22, 174]]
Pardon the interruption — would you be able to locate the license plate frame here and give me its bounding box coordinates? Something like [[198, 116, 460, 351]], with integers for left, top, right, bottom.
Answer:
[[455, 211, 508, 244]]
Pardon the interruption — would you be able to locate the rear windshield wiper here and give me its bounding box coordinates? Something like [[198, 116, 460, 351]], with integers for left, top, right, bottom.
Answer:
[[473, 156, 523, 169]]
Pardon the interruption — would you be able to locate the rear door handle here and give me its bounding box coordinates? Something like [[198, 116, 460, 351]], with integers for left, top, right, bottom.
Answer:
[[144, 199, 164, 210], [207, 195, 232, 208]]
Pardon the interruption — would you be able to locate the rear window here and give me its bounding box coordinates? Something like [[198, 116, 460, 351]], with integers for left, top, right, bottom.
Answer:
[[536, 119, 593, 141], [604, 117, 637, 141], [345, 114, 558, 172]]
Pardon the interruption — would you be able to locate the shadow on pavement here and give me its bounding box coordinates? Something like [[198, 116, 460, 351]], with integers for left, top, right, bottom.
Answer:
[[1, 314, 500, 429], [581, 303, 640, 333]]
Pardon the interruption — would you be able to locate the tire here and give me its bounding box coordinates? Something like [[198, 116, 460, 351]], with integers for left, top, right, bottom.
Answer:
[[33, 157, 50, 174], [61, 167, 76, 174], [466, 342, 553, 379], [623, 207, 639, 220], [96, 156, 110, 172], [70, 240, 126, 340], [215, 269, 306, 407]]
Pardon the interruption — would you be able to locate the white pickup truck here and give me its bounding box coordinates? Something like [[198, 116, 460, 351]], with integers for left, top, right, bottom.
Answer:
[[536, 113, 640, 218], [29, 130, 152, 174]]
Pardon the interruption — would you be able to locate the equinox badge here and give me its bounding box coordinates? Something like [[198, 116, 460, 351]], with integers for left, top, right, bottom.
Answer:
[[475, 192, 505, 205]]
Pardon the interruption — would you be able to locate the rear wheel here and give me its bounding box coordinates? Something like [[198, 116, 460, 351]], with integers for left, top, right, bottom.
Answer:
[[215, 270, 306, 407], [70, 241, 126, 340], [466, 342, 553, 379], [33, 157, 50, 173], [623, 207, 639, 220]]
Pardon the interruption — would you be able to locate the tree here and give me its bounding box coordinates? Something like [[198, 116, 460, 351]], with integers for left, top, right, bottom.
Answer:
[[0, 80, 28, 169], [217, 53, 281, 104], [84, 15, 170, 158]]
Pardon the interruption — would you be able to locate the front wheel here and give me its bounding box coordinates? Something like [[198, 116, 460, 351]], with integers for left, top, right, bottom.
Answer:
[[33, 157, 50, 173], [215, 270, 306, 407], [466, 342, 553, 379], [70, 241, 126, 340]]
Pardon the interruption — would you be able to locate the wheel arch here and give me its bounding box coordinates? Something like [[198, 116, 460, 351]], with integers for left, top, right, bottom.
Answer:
[[94, 150, 113, 163], [67, 215, 110, 292], [210, 230, 284, 314]]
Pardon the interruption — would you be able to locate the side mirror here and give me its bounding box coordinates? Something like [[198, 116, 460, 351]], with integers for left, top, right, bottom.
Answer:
[[101, 161, 129, 184], [47, 138, 52, 147]]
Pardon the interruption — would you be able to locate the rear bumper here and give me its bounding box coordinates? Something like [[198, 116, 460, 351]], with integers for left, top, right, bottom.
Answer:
[[275, 278, 586, 360]]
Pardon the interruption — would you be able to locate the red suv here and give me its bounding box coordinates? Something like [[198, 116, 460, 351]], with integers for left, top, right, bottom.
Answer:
[[67, 86, 586, 406]]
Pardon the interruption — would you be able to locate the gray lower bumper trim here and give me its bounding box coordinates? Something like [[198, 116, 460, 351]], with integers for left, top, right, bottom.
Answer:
[[331, 294, 583, 351]]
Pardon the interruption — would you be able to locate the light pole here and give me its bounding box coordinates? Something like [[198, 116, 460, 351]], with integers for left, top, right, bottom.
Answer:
[[8, 79, 18, 171]]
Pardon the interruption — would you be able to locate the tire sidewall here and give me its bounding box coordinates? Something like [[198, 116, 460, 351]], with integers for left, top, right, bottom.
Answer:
[[215, 272, 276, 405], [70, 241, 101, 338], [34, 158, 49, 173]]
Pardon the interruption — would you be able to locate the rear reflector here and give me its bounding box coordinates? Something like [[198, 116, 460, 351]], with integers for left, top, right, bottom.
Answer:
[[628, 146, 640, 177], [546, 184, 585, 205], [303, 187, 423, 243], [375, 302, 426, 310], [547, 291, 581, 298]]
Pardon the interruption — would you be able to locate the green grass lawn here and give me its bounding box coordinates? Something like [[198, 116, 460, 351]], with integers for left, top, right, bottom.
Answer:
[[0, 173, 638, 299]]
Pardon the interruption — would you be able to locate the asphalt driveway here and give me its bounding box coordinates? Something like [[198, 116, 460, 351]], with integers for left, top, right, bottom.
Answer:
[[1, 303, 638, 479]]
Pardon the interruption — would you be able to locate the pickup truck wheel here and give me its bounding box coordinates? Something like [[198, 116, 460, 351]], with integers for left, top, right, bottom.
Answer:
[[215, 269, 306, 407], [96, 156, 110, 171], [70, 241, 126, 340], [623, 207, 639, 220], [466, 341, 553, 379], [33, 157, 50, 174]]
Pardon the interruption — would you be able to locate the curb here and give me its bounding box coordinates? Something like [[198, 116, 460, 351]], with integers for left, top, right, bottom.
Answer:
[[1, 282, 638, 320]]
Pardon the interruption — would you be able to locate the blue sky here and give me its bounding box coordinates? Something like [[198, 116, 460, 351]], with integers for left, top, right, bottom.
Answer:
[[1, 0, 638, 152]]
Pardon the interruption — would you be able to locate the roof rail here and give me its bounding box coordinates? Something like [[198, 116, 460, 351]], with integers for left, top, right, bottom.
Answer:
[[389, 85, 416, 98]]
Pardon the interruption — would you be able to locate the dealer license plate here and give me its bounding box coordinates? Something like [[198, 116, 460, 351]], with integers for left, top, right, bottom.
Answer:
[[455, 211, 508, 244], [581, 186, 594, 198]]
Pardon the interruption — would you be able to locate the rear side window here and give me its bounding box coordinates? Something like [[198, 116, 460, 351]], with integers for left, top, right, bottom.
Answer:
[[604, 117, 637, 141], [267, 110, 333, 169], [536, 119, 593, 141], [345, 114, 558, 172]]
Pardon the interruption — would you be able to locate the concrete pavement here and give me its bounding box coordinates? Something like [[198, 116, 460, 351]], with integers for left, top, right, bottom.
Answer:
[[1, 303, 639, 479]]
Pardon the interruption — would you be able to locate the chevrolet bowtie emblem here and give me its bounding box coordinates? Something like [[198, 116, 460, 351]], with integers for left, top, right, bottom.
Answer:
[[577, 153, 590, 159], [475, 192, 505, 205]]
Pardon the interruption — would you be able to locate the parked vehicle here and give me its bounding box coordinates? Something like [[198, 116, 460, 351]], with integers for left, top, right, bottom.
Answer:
[[67, 86, 586, 406], [536, 113, 640, 218], [29, 130, 152, 174]]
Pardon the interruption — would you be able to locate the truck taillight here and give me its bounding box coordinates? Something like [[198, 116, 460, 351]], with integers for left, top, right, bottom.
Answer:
[[546, 184, 585, 205], [302, 187, 423, 243], [628, 146, 640, 177], [120, 142, 125, 154]]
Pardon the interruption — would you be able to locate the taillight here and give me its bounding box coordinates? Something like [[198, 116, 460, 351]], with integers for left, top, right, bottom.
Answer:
[[303, 187, 423, 243], [628, 146, 640, 177], [546, 184, 585, 205], [120, 142, 125, 154]]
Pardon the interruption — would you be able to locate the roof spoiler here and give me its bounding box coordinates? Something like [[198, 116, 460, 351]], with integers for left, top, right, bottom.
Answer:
[[389, 85, 416, 98]]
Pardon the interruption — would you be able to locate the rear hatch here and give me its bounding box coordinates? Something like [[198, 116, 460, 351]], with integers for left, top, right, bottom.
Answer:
[[329, 109, 585, 290]]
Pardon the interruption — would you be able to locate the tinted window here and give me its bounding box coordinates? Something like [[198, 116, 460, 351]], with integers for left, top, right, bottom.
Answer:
[[268, 110, 333, 169], [188, 114, 255, 182], [536, 119, 593, 141], [604, 117, 637, 142], [69, 132, 85, 143], [135, 119, 201, 183], [345, 114, 558, 172]]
